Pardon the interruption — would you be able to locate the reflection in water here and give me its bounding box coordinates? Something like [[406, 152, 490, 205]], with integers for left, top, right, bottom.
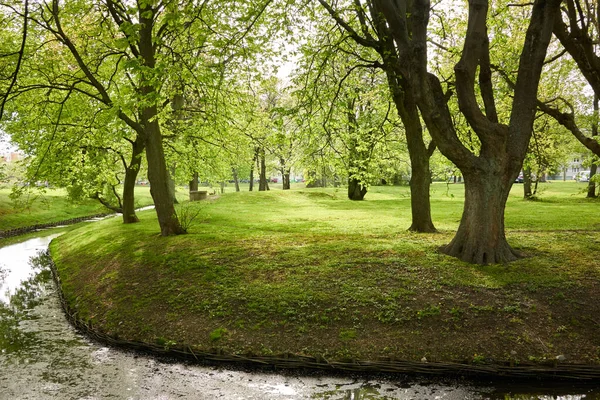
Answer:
[[0, 235, 599, 399]]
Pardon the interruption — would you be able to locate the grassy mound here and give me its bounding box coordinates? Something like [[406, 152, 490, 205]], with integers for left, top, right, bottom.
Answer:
[[0, 187, 155, 231], [50, 182, 600, 366]]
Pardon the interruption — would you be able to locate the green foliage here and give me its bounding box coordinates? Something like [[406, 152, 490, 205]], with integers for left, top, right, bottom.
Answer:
[[175, 201, 204, 231], [209, 328, 228, 342]]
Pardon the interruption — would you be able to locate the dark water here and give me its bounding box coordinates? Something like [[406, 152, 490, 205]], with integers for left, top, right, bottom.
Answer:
[[0, 234, 599, 399]]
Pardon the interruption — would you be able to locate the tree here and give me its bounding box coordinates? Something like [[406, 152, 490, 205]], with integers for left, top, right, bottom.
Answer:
[[293, 42, 397, 200], [316, 1, 436, 230], [2, 80, 145, 222], [3, 0, 278, 234], [0, 0, 28, 122], [319, 0, 561, 263]]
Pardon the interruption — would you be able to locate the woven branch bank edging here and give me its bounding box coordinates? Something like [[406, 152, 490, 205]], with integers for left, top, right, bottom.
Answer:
[[0, 213, 111, 239], [47, 253, 600, 381]]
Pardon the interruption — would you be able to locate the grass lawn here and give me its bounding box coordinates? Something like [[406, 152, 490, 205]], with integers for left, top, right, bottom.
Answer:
[[0, 186, 156, 232], [49, 181, 600, 368]]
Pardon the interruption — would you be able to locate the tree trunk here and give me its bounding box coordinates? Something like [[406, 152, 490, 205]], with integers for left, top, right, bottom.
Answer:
[[441, 171, 521, 264], [220, 181, 225, 194], [588, 95, 598, 198], [139, 4, 184, 236], [589, 161, 598, 198], [282, 169, 291, 190], [168, 163, 178, 204], [383, 64, 436, 232], [407, 142, 436, 232], [249, 147, 259, 191], [348, 176, 367, 200], [122, 136, 145, 224], [232, 168, 240, 192], [259, 147, 268, 191], [189, 171, 198, 192], [523, 167, 533, 199]]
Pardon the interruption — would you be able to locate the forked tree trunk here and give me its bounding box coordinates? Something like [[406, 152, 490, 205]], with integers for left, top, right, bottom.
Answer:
[[441, 171, 521, 264], [122, 136, 145, 224], [348, 176, 367, 200]]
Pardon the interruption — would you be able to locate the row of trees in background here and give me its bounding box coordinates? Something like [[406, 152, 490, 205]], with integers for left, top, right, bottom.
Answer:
[[0, 0, 598, 264]]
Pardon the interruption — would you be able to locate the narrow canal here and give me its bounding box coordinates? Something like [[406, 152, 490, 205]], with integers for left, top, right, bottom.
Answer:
[[1, 232, 598, 399]]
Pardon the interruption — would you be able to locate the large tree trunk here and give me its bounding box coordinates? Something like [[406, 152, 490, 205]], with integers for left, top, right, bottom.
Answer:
[[348, 176, 367, 200], [232, 168, 240, 192], [139, 4, 184, 236], [442, 171, 521, 264], [413, 0, 559, 262], [258, 147, 268, 191], [122, 136, 145, 224]]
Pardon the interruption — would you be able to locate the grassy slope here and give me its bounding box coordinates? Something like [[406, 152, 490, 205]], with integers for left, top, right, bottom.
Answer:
[[50, 182, 600, 366], [0, 187, 155, 231]]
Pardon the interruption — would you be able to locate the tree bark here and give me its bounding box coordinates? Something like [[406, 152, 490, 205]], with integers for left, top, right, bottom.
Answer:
[[280, 157, 291, 190], [442, 171, 521, 264], [383, 65, 436, 232], [408, 149, 436, 231], [232, 168, 240, 192], [367, 5, 436, 232], [282, 169, 291, 190], [347, 176, 367, 200], [189, 171, 199, 192], [121, 135, 145, 223], [258, 147, 268, 191], [523, 166, 533, 199], [588, 162, 597, 198], [250, 147, 259, 191], [139, 3, 184, 236], [588, 95, 599, 198], [168, 163, 178, 204]]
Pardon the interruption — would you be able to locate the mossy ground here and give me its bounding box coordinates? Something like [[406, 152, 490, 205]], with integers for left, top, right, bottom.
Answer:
[[49, 182, 600, 366]]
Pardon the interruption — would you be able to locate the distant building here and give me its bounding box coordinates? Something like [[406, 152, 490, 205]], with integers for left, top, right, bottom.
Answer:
[[548, 154, 587, 180], [1, 152, 22, 163]]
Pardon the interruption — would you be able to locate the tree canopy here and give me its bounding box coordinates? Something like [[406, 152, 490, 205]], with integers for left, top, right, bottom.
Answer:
[[1, 0, 598, 263]]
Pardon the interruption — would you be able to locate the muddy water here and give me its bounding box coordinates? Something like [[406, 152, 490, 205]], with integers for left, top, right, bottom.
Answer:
[[0, 234, 599, 399]]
